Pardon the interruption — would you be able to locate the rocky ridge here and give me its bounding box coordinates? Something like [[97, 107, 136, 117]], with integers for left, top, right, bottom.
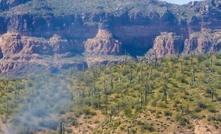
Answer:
[[0, 0, 221, 75]]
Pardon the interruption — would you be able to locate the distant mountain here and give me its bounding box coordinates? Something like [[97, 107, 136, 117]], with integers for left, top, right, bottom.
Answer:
[[0, 0, 221, 76]]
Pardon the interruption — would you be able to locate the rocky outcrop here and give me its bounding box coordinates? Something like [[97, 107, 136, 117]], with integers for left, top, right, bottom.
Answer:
[[0, 0, 29, 10], [153, 29, 221, 56], [184, 30, 221, 53], [84, 29, 121, 55], [152, 30, 221, 57], [153, 32, 184, 56], [0, 0, 221, 75]]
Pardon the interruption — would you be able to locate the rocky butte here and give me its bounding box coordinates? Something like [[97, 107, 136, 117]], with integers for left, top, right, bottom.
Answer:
[[0, 0, 220, 76]]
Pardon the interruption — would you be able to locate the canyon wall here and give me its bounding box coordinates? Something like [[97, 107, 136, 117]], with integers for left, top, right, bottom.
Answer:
[[0, 0, 221, 75]]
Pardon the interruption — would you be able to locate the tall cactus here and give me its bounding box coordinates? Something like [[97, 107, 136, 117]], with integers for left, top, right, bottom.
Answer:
[[154, 53, 158, 68], [110, 73, 113, 89], [211, 90, 214, 101], [109, 106, 113, 122], [103, 77, 108, 114], [124, 49, 127, 65], [5, 101, 8, 115], [218, 76, 221, 85], [5, 80, 8, 92], [148, 84, 152, 94], [139, 92, 142, 108], [98, 93, 100, 110], [149, 67, 152, 80], [59, 121, 63, 134], [144, 90, 147, 103], [163, 81, 167, 103], [140, 61, 143, 79], [129, 69, 132, 83], [191, 67, 195, 81], [180, 59, 183, 73], [190, 67, 195, 87], [92, 88, 96, 97], [190, 56, 193, 65]]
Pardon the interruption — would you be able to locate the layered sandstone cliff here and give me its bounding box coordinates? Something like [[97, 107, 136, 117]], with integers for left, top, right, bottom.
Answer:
[[0, 0, 220, 75], [84, 29, 121, 55]]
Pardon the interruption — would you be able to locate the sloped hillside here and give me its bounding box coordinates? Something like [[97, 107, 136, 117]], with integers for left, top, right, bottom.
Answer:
[[1, 52, 221, 133]]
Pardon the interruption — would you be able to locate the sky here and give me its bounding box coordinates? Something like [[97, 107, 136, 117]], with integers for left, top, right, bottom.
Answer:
[[162, 0, 203, 5]]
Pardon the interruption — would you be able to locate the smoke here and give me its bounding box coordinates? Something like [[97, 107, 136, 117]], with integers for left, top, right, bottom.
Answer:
[[2, 72, 73, 134]]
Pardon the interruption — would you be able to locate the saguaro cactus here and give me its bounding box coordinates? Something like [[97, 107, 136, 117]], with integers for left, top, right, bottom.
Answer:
[[110, 74, 113, 89], [144, 90, 147, 103], [117, 103, 120, 113], [154, 53, 158, 68], [59, 121, 63, 134], [109, 106, 113, 122], [191, 67, 195, 81], [180, 59, 183, 73], [129, 69, 132, 83], [149, 67, 152, 79], [211, 90, 214, 101], [163, 81, 167, 103], [139, 93, 142, 108], [98, 93, 100, 110], [140, 61, 143, 78]]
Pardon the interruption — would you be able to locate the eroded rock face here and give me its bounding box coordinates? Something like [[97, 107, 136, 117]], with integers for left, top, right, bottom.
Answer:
[[152, 30, 221, 57], [184, 31, 221, 53], [84, 29, 122, 55], [0, 0, 221, 75], [153, 32, 184, 56], [0, 0, 29, 10], [0, 32, 23, 58]]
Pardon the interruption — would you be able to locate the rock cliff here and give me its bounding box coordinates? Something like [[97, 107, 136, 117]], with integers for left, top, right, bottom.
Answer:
[[0, 0, 221, 75]]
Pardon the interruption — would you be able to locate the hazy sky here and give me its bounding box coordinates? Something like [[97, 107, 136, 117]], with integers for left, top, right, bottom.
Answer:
[[162, 0, 203, 5]]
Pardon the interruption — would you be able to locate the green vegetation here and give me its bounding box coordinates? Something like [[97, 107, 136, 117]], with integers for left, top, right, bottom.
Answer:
[[3, 0, 214, 23], [1, 52, 221, 133]]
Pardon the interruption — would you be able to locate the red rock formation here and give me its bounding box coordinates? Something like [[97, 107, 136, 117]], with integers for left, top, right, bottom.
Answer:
[[84, 29, 122, 55], [153, 32, 184, 57], [0, 0, 221, 75]]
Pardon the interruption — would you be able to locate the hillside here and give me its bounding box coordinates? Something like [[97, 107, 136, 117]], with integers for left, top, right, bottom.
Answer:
[[0, 52, 221, 133], [0, 0, 220, 75]]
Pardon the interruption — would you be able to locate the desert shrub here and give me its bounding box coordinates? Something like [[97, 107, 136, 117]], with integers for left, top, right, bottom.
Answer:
[[67, 117, 78, 126], [152, 72, 160, 78], [137, 120, 144, 125], [183, 55, 191, 61], [207, 115, 213, 121], [216, 96, 221, 101], [190, 113, 201, 119], [151, 100, 157, 107], [215, 52, 221, 59], [204, 61, 210, 68], [214, 62, 221, 66], [124, 108, 132, 117], [142, 122, 155, 132], [104, 69, 111, 74], [164, 110, 172, 116], [216, 114, 221, 122], [121, 69, 130, 76], [38, 119, 57, 130], [158, 102, 167, 108], [196, 101, 207, 109], [66, 128, 73, 133], [196, 54, 207, 62], [195, 107, 202, 112], [206, 88, 213, 94], [169, 55, 178, 63], [187, 124, 193, 129], [208, 105, 217, 113]]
